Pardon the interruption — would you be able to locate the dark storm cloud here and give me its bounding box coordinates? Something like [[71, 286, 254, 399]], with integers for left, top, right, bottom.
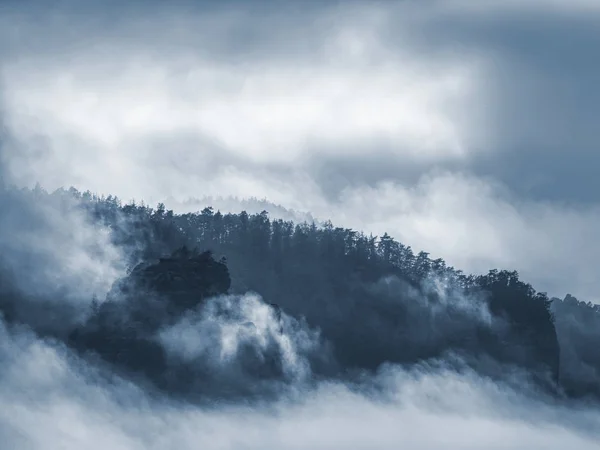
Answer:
[[424, 8, 600, 204], [275, 2, 600, 204], [0, 0, 353, 66]]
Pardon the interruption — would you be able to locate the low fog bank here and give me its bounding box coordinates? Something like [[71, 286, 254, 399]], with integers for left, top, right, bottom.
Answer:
[[1, 316, 599, 450]]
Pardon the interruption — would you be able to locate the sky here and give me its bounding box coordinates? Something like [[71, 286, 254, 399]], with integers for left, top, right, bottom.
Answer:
[[1, 0, 599, 301]]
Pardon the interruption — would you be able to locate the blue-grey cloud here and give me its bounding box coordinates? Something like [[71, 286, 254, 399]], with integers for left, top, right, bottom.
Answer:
[[0, 0, 599, 303]]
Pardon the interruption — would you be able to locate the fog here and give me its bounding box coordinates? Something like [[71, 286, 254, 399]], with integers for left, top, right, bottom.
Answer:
[[1, 316, 599, 450], [1, 1, 599, 448]]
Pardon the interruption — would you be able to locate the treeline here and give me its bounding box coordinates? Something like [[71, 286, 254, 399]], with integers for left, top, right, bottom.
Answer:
[[1, 185, 599, 400], [75, 188, 563, 389]]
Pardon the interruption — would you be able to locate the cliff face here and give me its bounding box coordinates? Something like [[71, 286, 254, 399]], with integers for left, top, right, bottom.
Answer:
[[69, 247, 232, 387], [110, 247, 231, 315]]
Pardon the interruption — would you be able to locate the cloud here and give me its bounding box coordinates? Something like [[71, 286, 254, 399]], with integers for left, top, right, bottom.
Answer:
[[0, 187, 125, 336], [1, 3, 600, 446], [158, 293, 325, 396], [441, 0, 600, 15], [1, 0, 599, 303], [419, 0, 600, 205], [321, 172, 600, 302], [1, 316, 600, 450], [0, 1, 487, 195]]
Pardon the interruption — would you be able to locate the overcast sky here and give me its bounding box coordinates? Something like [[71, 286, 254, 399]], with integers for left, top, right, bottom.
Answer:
[[1, 0, 599, 301]]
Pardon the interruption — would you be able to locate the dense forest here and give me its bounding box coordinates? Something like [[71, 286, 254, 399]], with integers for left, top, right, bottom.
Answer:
[[0, 184, 599, 402]]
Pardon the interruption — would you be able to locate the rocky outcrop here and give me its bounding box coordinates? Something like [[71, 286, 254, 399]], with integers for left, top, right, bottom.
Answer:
[[110, 246, 231, 314], [69, 246, 231, 386]]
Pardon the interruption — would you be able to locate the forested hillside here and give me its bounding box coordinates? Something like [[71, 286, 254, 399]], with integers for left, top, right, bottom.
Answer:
[[1, 185, 599, 401]]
